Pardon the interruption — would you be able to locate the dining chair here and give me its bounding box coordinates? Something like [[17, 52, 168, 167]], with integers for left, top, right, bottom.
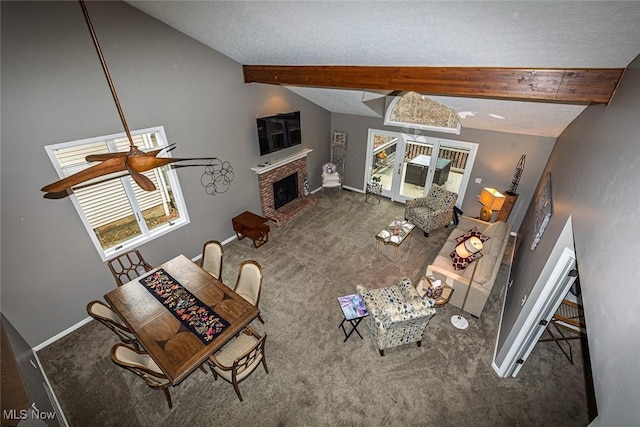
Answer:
[[107, 249, 153, 287], [110, 343, 174, 409], [233, 260, 264, 323], [200, 240, 224, 281], [207, 326, 268, 402], [86, 300, 140, 350]]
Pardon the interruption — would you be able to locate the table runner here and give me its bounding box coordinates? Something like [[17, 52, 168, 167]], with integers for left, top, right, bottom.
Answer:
[[139, 269, 229, 344]]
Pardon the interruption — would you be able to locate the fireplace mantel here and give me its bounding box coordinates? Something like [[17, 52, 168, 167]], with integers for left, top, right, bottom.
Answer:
[[251, 148, 313, 175]]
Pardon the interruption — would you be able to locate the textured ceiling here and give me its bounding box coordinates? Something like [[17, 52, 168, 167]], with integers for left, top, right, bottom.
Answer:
[[126, 1, 640, 137]]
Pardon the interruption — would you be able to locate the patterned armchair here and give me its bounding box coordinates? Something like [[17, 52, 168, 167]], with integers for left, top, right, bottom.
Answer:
[[404, 184, 458, 237], [357, 278, 436, 356]]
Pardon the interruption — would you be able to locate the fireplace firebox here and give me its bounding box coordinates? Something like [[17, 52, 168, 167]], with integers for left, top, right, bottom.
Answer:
[[273, 173, 298, 210]]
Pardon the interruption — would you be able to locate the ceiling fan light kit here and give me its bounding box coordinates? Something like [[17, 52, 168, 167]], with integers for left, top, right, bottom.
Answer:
[[41, 0, 232, 197]]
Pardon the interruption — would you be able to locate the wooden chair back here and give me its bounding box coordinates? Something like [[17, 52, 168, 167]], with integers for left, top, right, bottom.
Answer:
[[87, 300, 139, 349], [201, 240, 223, 281], [110, 343, 173, 409], [107, 249, 153, 287], [233, 260, 264, 323]]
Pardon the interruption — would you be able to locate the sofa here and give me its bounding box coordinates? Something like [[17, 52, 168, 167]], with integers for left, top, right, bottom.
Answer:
[[356, 278, 436, 356], [423, 216, 512, 318], [404, 184, 458, 236]]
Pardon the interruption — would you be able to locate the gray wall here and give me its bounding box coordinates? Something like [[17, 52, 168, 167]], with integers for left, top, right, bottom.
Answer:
[[0, 1, 330, 346], [330, 113, 555, 231], [497, 55, 640, 425]]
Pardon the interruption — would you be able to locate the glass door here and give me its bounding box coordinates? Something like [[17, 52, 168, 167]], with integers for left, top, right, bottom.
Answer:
[[366, 130, 477, 207], [394, 137, 434, 203], [366, 129, 400, 199], [399, 134, 477, 207]]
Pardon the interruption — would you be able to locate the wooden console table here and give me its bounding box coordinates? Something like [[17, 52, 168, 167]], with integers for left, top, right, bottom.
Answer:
[[232, 211, 270, 248]]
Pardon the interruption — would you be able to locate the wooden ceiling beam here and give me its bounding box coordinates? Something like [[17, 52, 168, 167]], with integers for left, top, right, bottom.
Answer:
[[243, 65, 624, 104]]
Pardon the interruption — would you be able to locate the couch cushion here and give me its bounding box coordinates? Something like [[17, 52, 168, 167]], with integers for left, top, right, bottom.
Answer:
[[474, 254, 497, 285], [482, 221, 508, 240], [476, 222, 507, 255]]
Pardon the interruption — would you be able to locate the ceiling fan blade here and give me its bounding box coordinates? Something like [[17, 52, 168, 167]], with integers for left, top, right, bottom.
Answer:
[[126, 156, 220, 173], [86, 153, 125, 162], [125, 158, 156, 191], [41, 156, 126, 193]]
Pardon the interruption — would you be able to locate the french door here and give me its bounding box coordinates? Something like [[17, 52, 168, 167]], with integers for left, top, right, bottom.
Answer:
[[365, 129, 477, 206]]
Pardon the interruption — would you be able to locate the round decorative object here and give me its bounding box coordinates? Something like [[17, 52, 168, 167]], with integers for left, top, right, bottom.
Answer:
[[426, 286, 443, 299], [480, 206, 493, 221]]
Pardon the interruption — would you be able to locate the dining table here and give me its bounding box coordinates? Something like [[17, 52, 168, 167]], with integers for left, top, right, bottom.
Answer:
[[104, 254, 259, 385]]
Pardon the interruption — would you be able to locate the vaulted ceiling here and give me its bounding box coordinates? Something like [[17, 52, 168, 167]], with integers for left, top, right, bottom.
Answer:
[[126, 1, 640, 138]]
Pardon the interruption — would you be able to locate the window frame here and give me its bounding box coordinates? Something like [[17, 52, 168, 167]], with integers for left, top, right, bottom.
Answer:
[[384, 91, 462, 135], [44, 126, 190, 262]]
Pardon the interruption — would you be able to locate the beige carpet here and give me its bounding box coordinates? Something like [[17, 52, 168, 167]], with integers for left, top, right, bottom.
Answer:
[[37, 190, 594, 426]]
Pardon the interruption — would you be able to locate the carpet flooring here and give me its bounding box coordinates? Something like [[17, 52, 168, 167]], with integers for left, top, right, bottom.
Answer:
[[37, 190, 594, 426]]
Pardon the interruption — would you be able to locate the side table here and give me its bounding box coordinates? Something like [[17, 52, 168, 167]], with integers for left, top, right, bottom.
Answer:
[[232, 211, 270, 248], [337, 294, 369, 342], [416, 277, 454, 308], [365, 181, 382, 204]]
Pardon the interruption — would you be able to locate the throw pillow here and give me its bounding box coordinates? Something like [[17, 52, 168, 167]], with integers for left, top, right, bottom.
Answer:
[[454, 227, 490, 244], [449, 229, 489, 271], [450, 249, 483, 270]]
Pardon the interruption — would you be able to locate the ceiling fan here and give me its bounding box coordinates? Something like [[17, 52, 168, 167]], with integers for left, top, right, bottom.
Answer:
[[41, 0, 227, 197]]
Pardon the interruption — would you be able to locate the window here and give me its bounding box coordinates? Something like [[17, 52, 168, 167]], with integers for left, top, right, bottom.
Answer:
[[385, 91, 461, 134], [45, 126, 190, 261]]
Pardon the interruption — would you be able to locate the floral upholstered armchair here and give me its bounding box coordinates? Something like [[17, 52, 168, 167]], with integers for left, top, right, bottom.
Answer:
[[404, 184, 458, 237], [357, 278, 436, 356]]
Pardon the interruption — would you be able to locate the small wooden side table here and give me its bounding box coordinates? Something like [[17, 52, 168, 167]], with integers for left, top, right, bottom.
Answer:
[[232, 211, 270, 248], [416, 277, 453, 308]]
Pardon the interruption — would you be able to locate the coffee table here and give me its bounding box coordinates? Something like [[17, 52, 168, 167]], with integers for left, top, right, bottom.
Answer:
[[375, 220, 415, 261], [232, 211, 270, 248]]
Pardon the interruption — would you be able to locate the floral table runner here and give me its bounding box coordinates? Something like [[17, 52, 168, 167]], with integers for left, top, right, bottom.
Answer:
[[139, 269, 229, 344]]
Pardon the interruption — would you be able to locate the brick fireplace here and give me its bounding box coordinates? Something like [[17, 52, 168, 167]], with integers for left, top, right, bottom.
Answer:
[[252, 149, 318, 225]]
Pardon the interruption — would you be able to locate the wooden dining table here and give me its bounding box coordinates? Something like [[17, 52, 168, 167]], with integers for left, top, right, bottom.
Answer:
[[104, 254, 259, 385]]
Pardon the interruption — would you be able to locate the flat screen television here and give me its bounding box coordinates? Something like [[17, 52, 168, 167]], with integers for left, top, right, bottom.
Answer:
[[257, 111, 301, 156]]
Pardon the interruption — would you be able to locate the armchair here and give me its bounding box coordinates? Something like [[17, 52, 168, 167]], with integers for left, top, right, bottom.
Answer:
[[321, 162, 342, 195], [357, 278, 436, 356], [405, 184, 458, 237]]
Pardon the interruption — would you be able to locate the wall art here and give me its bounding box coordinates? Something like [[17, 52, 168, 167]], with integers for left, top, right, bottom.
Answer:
[[530, 171, 552, 250]]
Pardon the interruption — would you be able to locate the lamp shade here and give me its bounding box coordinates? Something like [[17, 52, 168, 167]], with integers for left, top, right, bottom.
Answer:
[[455, 236, 483, 259], [479, 187, 506, 211]]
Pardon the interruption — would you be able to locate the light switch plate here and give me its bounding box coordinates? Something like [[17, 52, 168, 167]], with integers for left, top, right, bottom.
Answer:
[[475, 178, 482, 184]]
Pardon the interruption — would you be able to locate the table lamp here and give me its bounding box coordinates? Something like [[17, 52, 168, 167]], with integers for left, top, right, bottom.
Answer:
[[479, 187, 505, 222], [451, 236, 483, 330]]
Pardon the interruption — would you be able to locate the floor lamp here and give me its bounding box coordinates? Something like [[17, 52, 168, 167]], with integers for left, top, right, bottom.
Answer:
[[451, 236, 483, 330]]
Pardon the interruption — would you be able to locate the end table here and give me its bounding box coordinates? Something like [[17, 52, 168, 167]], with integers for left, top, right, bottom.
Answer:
[[337, 294, 369, 342]]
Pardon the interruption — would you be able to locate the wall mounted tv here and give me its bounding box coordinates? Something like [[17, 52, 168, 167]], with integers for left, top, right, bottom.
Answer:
[[257, 111, 301, 156]]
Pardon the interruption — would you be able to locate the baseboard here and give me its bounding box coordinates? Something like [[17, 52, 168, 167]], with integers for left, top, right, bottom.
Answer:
[[33, 317, 93, 352], [34, 236, 244, 351]]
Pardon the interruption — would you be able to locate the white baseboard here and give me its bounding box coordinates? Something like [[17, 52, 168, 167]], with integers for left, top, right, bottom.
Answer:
[[35, 234, 240, 351], [33, 317, 94, 352]]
